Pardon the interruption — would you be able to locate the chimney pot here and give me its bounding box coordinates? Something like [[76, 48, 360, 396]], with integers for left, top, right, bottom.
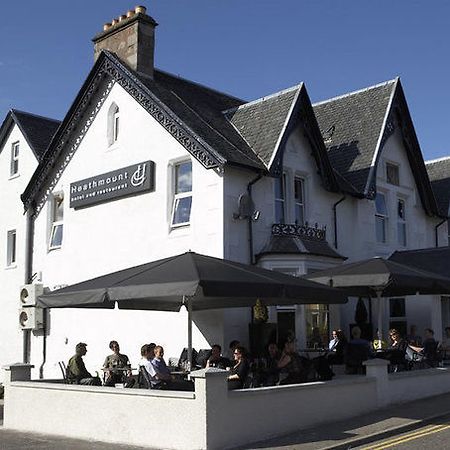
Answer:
[[118, 14, 126, 22], [127, 10, 135, 18], [103, 23, 112, 31], [111, 18, 118, 26], [135, 5, 147, 14]]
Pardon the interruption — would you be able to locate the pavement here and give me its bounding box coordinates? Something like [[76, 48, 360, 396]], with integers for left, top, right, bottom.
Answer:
[[1, 394, 450, 449]]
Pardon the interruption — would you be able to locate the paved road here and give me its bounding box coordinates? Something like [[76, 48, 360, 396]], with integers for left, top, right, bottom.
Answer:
[[352, 414, 450, 449]]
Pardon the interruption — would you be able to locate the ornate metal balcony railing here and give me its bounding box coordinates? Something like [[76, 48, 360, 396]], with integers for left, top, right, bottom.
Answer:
[[272, 222, 327, 241]]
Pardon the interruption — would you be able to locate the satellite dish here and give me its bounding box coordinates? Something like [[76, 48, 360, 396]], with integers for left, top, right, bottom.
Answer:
[[237, 194, 254, 219]]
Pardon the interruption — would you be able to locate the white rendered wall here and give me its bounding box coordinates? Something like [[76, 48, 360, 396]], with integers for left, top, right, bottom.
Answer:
[[30, 82, 227, 377], [0, 124, 38, 381]]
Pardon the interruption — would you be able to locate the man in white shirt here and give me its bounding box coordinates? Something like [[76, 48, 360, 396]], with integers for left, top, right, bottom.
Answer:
[[139, 343, 158, 388]]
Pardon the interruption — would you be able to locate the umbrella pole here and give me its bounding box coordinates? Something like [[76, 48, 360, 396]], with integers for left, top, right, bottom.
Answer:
[[187, 296, 193, 371], [376, 291, 383, 339]]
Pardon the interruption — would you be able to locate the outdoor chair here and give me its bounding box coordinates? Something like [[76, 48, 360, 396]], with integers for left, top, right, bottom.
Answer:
[[137, 366, 153, 389], [58, 361, 68, 384], [344, 343, 370, 375]]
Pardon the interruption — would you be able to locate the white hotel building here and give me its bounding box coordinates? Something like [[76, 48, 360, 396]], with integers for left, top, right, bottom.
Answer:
[[0, 7, 449, 381]]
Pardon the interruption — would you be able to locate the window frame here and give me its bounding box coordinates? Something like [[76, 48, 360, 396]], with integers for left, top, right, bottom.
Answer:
[[48, 192, 64, 250], [6, 229, 17, 267], [386, 162, 399, 186], [375, 192, 388, 243], [113, 109, 120, 142], [10, 141, 19, 177], [274, 173, 286, 224], [294, 176, 306, 225], [170, 160, 193, 228], [397, 198, 407, 246]]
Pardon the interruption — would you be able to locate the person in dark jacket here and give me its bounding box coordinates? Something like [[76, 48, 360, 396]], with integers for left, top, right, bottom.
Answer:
[[227, 346, 250, 389], [67, 342, 101, 386]]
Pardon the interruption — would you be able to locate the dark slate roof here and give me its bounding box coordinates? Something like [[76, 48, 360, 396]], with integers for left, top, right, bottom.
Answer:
[[389, 247, 450, 279], [138, 70, 265, 170], [0, 110, 60, 161], [224, 85, 301, 167], [313, 80, 396, 194], [256, 235, 346, 260], [426, 157, 450, 217]]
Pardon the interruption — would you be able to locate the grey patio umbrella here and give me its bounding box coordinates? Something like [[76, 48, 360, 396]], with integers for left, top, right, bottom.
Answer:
[[304, 257, 450, 338], [38, 251, 348, 366]]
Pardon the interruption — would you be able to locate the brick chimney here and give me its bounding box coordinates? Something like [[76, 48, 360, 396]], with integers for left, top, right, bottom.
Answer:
[[92, 5, 158, 78]]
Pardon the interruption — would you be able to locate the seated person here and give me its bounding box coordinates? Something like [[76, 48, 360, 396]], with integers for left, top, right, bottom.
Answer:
[[327, 329, 347, 365], [385, 329, 408, 371], [206, 344, 230, 369], [66, 342, 101, 386], [261, 342, 280, 386], [277, 340, 307, 385], [410, 328, 440, 367], [328, 330, 339, 351], [344, 326, 372, 374], [227, 345, 250, 390], [227, 340, 241, 361], [139, 343, 157, 388], [152, 346, 194, 391], [406, 325, 422, 347], [103, 340, 134, 387]]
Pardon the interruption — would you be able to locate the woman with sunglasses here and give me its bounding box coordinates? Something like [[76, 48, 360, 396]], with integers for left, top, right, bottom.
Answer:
[[227, 346, 250, 390]]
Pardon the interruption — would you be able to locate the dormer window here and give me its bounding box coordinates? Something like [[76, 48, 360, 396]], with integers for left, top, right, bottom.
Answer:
[[386, 162, 399, 186], [10, 141, 19, 176], [107, 103, 120, 146]]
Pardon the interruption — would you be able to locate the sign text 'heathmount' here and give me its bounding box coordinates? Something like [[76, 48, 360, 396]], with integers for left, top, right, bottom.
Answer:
[[69, 161, 155, 209]]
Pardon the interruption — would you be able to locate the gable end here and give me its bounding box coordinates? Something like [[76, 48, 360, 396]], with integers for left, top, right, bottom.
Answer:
[[22, 51, 225, 215]]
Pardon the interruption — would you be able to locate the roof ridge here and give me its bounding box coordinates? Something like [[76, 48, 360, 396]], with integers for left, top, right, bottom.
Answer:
[[222, 83, 304, 115], [425, 156, 450, 165], [153, 68, 245, 103], [11, 108, 60, 123], [312, 78, 398, 107], [167, 89, 260, 166]]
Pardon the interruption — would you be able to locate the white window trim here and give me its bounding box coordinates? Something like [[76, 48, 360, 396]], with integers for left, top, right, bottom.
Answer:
[[6, 229, 17, 267], [10, 141, 19, 177], [49, 220, 64, 250], [294, 176, 306, 225], [107, 103, 120, 148], [397, 198, 407, 246], [274, 173, 287, 224], [48, 192, 64, 250], [113, 110, 120, 142], [386, 161, 400, 186], [375, 192, 388, 244], [170, 161, 192, 229]]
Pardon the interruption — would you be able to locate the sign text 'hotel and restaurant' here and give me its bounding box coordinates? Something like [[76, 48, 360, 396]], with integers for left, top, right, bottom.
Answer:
[[69, 161, 155, 209]]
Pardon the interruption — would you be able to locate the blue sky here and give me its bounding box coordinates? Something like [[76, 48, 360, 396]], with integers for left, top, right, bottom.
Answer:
[[1, 1, 449, 161]]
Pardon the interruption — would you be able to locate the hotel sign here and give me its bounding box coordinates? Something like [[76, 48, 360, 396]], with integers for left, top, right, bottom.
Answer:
[[70, 161, 155, 209]]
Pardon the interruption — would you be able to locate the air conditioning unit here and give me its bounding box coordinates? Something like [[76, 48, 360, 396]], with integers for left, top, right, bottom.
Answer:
[[19, 307, 44, 330], [20, 284, 44, 307]]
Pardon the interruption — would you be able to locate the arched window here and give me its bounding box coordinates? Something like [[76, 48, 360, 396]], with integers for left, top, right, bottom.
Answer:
[[107, 103, 120, 146]]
